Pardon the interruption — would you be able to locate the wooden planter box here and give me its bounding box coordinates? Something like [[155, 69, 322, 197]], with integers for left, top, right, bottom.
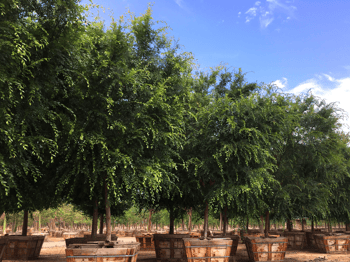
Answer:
[[65, 237, 88, 248], [189, 232, 201, 238], [153, 234, 189, 262], [2, 235, 45, 260], [63, 232, 79, 240], [314, 233, 350, 254], [183, 237, 233, 262], [84, 234, 118, 241], [282, 231, 306, 249], [0, 239, 8, 262], [66, 242, 140, 262], [211, 235, 240, 256], [135, 235, 155, 251], [244, 236, 288, 262], [305, 231, 317, 248]]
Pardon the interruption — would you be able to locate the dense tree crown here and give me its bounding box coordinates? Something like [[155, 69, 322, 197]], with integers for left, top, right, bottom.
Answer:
[[1, 1, 350, 232]]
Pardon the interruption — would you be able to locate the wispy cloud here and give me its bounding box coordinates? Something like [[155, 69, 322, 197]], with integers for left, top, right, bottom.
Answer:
[[175, 0, 184, 9], [238, 11, 241, 18], [284, 74, 350, 132], [242, 0, 297, 28]]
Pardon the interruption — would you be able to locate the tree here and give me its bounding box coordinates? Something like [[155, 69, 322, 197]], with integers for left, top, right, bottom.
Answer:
[[0, 0, 88, 235], [55, 6, 194, 243]]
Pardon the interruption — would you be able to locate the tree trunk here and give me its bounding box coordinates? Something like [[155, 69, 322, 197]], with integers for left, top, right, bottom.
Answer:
[[311, 218, 314, 232], [219, 212, 222, 232], [203, 202, 209, 239], [328, 219, 332, 233], [246, 216, 249, 231], [169, 207, 174, 234], [260, 215, 264, 233], [104, 178, 111, 242], [264, 211, 269, 238], [3, 213, 6, 234], [182, 218, 184, 231], [302, 219, 305, 231], [39, 213, 41, 232], [223, 206, 228, 236], [346, 224, 350, 231], [287, 219, 292, 231], [91, 199, 98, 237], [188, 208, 192, 233], [148, 210, 152, 233], [99, 214, 104, 234], [22, 211, 29, 236]]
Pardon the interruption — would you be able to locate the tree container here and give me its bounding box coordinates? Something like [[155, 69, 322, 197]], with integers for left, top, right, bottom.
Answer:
[[2, 235, 45, 260], [211, 235, 240, 256], [63, 232, 79, 240], [244, 236, 288, 262], [84, 234, 118, 241], [154, 234, 188, 262], [135, 235, 155, 251], [314, 233, 350, 254], [66, 242, 140, 262], [183, 237, 233, 262], [0, 239, 8, 262], [305, 232, 317, 248], [282, 231, 306, 249], [65, 237, 88, 248]]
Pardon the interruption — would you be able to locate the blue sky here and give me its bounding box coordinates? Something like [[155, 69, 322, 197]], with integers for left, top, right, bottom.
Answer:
[[82, 0, 350, 131]]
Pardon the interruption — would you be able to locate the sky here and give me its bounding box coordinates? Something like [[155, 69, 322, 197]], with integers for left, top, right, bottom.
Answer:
[[81, 0, 350, 131]]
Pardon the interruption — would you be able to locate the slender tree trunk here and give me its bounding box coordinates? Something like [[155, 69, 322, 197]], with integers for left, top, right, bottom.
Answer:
[[220, 212, 222, 232], [169, 207, 174, 234], [346, 224, 350, 231], [182, 218, 184, 231], [99, 214, 104, 234], [22, 211, 29, 236], [39, 213, 41, 232], [91, 200, 98, 237], [223, 206, 228, 236], [328, 219, 332, 233], [246, 216, 249, 231], [203, 202, 209, 239], [264, 211, 270, 238], [148, 210, 152, 233], [104, 178, 111, 243], [3, 213, 6, 234], [302, 218, 305, 231], [188, 208, 192, 233], [311, 218, 314, 232], [260, 215, 264, 233]]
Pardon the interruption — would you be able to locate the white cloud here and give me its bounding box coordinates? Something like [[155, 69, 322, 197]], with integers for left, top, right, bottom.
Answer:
[[238, 11, 241, 18], [272, 77, 288, 88], [287, 75, 350, 132], [242, 0, 297, 28], [344, 65, 350, 71], [175, 0, 184, 8]]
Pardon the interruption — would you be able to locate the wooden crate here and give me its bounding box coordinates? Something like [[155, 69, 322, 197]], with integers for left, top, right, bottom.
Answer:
[[211, 235, 240, 256], [66, 242, 140, 262], [282, 231, 306, 249], [183, 237, 232, 262], [154, 234, 189, 262], [63, 232, 79, 240], [84, 234, 118, 241], [0, 239, 8, 262], [244, 236, 288, 262], [314, 233, 350, 254], [2, 235, 45, 260], [135, 235, 155, 251], [65, 237, 88, 248]]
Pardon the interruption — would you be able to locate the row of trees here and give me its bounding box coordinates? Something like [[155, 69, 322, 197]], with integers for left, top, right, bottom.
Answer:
[[1, 0, 350, 242]]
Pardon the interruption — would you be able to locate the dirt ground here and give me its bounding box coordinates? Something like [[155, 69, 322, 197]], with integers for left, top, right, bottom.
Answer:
[[4, 237, 350, 262]]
